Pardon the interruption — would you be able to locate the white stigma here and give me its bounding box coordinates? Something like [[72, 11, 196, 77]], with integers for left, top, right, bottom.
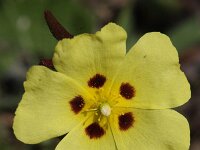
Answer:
[[100, 103, 111, 116]]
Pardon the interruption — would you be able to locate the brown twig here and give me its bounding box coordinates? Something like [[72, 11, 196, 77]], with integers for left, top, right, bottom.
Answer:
[[44, 10, 73, 40], [41, 10, 74, 69], [39, 58, 55, 70]]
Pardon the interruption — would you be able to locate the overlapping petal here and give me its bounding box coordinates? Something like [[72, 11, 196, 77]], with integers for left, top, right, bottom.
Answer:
[[112, 32, 191, 109], [13, 66, 93, 144], [110, 108, 190, 150], [53, 23, 127, 92]]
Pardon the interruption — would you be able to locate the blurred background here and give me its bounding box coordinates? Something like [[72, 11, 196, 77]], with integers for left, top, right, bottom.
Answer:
[[0, 0, 200, 149]]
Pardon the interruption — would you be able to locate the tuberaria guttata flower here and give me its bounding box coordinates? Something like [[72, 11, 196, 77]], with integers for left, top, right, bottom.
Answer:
[[13, 23, 191, 150]]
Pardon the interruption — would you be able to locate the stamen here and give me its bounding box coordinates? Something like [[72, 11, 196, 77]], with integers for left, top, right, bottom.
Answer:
[[82, 108, 98, 113], [107, 93, 121, 107], [97, 115, 102, 122]]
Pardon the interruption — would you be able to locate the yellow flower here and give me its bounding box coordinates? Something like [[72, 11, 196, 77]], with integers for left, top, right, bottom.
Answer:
[[13, 23, 191, 150]]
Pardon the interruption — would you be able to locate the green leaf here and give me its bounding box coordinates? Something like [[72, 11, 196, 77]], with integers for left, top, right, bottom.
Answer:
[[169, 16, 200, 52]]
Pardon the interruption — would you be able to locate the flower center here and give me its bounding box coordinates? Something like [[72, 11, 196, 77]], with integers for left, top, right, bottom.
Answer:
[[100, 103, 111, 116]]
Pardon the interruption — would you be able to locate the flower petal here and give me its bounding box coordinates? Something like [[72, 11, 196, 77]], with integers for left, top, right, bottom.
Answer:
[[13, 66, 93, 144], [53, 23, 127, 91], [110, 108, 190, 150], [112, 32, 190, 109], [56, 115, 117, 150]]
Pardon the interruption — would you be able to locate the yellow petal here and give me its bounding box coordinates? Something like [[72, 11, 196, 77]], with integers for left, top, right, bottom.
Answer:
[[56, 115, 116, 150], [110, 108, 190, 150], [13, 66, 93, 144], [112, 32, 191, 109], [53, 23, 127, 92]]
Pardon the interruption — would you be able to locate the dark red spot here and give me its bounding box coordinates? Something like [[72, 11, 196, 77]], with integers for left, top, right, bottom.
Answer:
[[120, 83, 135, 99], [88, 74, 106, 88], [85, 122, 105, 139], [69, 96, 85, 114], [118, 112, 134, 131]]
